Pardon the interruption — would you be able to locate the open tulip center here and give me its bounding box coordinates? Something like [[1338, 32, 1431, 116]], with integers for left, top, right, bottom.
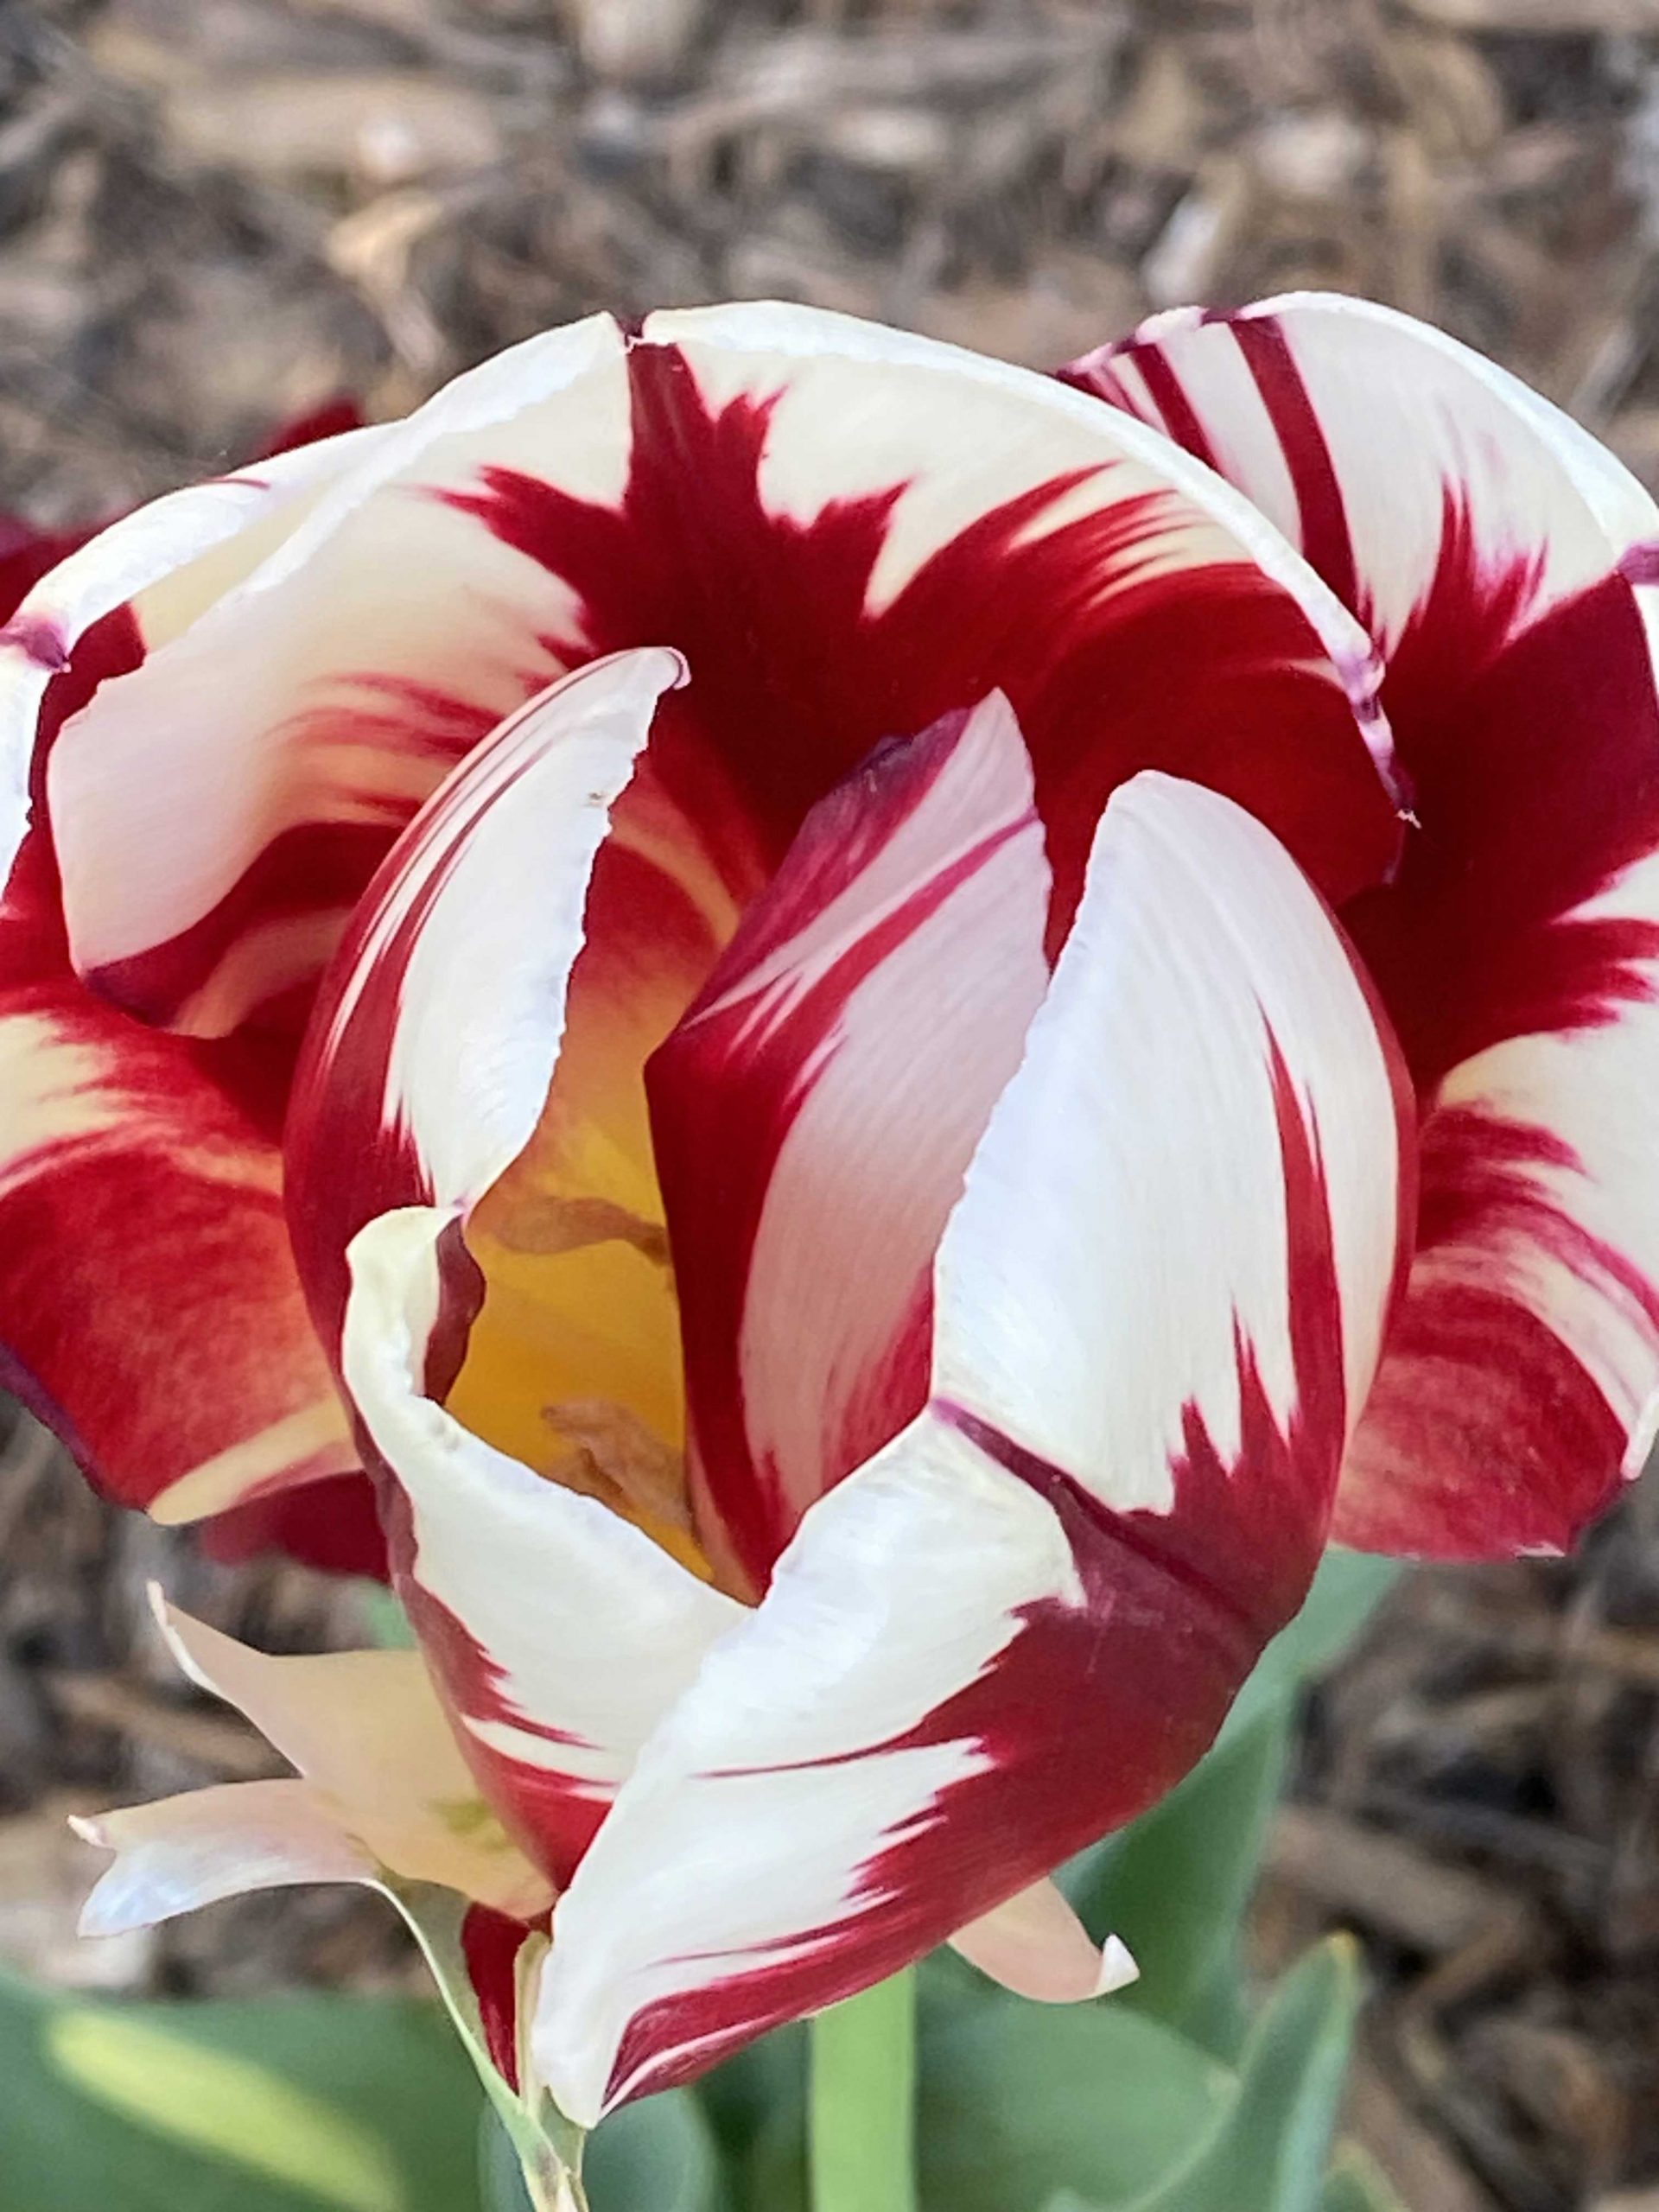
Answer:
[[442, 880, 709, 1577], [436, 693, 1036, 1601], [438, 741, 773, 1590]]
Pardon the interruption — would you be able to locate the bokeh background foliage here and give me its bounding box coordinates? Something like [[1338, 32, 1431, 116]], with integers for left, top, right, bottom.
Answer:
[[9, 4, 1659, 2209]]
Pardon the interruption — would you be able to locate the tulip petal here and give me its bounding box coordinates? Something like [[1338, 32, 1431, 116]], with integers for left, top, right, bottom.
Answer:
[[0, 433, 389, 1529], [647, 689, 1051, 1587], [1067, 293, 1659, 1554], [290, 632, 741, 1888], [74, 1783, 550, 2117], [286, 645, 688, 1337], [533, 775, 1409, 2123], [48, 305, 1397, 1043], [0, 893, 354, 1522], [150, 1592, 553, 1918], [341, 1205, 744, 1888], [74, 1781, 376, 1936], [949, 1878, 1138, 2004], [49, 315, 638, 1035], [3, 416, 385, 891]]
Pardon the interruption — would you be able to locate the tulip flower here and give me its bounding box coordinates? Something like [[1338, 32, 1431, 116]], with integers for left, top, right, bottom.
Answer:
[[5, 295, 1658, 2192]]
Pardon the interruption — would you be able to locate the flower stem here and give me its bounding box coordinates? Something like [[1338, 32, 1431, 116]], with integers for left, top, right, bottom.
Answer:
[[808, 1969, 919, 2212], [513, 2133, 587, 2212]]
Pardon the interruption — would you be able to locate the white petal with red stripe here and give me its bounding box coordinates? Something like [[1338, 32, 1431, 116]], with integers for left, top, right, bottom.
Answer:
[[286, 645, 687, 1344], [1067, 293, 1659, 1555], [48, 302, 1400, 1046], [0, 426, 391, 1528], [342, 1202, 742, 1890], [0, 886, 355, 1522], [647, 689, 1051, 1586], [1065, 291, 1650, 653], [532, 773, 1409, 2124], [289, 642, 742, 1886], [48, 315, 633, 1033], [3, 417, 385, 889]]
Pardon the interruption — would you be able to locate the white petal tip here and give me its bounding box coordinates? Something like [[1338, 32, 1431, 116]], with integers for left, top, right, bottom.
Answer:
[[1096, 1933, 1140, 1996]]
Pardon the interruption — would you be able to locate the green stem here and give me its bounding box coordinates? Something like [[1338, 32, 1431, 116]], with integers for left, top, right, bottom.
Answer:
[[809, 1969, 919, 2212], [520, 2143, 588, 2212]]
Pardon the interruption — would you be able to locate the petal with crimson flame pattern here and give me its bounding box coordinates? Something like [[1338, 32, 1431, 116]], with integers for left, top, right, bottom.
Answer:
[[289, 646, 744, 1889], [0, 424, 389, 1530], [285, 645, 693, 1330], [531, 772, 1411, 2126], [1065, 293, 1659, 1555], [646, 689, 1052, 1590], [341, 1205, 743, 1891], [48, 303, 1399, 1048], [3, 417, 385, 888]]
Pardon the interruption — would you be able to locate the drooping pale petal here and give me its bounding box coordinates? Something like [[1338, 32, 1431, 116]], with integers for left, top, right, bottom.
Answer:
[[151, 1593, 552, 1918], [1067, 293, 1659, 1554], [647, 690, 1051, 1588], [48, 305, 1396, 1044], [74, 1779, 550, 2117], [342, 1204, 742, 1888], [533, 775, 1411, 2124], [0, 438, 389, 1527], [74, 1780, 375, 1935], [949, 1878, 1138, 2004]]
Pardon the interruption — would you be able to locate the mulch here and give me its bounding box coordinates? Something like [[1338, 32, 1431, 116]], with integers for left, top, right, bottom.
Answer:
[[6, 3, 1659, 2206]]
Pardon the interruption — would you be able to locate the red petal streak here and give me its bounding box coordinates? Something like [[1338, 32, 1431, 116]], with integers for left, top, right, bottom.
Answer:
[[461, 1903, 536, 2094], [646, 694, 1050, 1589], [596, 1039, 1345, 2107], [1066, 296, 1659, 1558], [0, 610, 353, 1524], [443, 334, 1399, 951], [200, 1472, 388, 1579]]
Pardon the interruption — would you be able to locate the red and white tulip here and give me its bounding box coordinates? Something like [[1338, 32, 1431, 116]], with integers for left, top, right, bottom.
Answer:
[[4, 296, 1657, 2132]]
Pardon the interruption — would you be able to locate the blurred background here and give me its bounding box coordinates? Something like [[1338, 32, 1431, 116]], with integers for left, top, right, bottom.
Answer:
[[5, 2, 1659, 2208]]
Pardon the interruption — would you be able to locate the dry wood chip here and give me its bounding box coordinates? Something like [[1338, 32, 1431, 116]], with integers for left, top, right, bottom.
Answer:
[[1270, 1804, 1522, 1956], [45, 1671, 277, 1782], [1405, 0, 1659, 24], [163, 72, 503, 185]]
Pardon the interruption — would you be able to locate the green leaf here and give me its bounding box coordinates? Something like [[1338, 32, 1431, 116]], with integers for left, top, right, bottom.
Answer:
[[1064, 1694, 1293, 2056], [1122, 1937, 1364, 2212], [749, 1991, 1230, 2211], [1060, 1549, 1398, 2057], [1320, 2145, 1405, 2212], [49, 2008, 407, 2212], [585, 2091, 727, 2212], [0, 1971, 485, 2212], [1225, 1552, 1399, 1742], [480, 2118, 533, 2212]]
